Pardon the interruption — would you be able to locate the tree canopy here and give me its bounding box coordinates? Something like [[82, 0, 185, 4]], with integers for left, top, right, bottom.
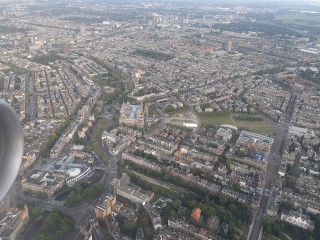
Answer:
[[35, 209, 74, 240]]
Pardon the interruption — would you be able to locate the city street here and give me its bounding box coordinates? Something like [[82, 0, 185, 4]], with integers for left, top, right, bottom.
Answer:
[[248, 94, 296, 240]]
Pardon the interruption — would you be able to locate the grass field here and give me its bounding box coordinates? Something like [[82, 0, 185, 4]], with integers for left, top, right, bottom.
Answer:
[[276, 12, 320, 28], [200, 112, 275, 135]]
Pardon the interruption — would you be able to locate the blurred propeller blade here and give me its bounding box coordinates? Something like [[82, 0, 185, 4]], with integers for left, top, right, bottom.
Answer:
[[0, 100, 23, 201]]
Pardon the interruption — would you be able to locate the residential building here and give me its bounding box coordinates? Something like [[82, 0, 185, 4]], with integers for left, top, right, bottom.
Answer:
[[281, 209, 315, 231]]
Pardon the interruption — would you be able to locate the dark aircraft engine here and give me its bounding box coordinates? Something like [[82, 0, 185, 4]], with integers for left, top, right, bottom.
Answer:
[[0, 100, 23, 201]]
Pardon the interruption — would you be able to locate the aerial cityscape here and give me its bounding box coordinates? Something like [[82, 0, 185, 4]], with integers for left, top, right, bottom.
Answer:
[[1, 0, 320, 239]]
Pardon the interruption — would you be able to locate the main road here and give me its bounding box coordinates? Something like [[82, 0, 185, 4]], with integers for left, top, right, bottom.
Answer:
[[247, 94, 296, 240], [28, 75, 36, 122]]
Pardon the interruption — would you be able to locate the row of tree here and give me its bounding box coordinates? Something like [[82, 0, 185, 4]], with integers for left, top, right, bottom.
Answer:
[[299, 69, 320, 84], [27, 204, 42, 219], [90, 56, 123, 83], [164, 105, 190, 115], [128, 171, 251, 239], [63, 16, 103, 24], [117, 206, 154, 239], [200, 110, 230, 117], [133, 149, 158, 162], [89, 58, 132, 164], [0, 60, 27, 75], [0, 25, 28, 34], [30, 52, 65, 65], [254, 65, 286, 76], [65, 182, 104, 207], [263, 216, 316, 240], [233, 115, 263, 122], [217, 21, 302, 38], [122, 161, 252, 227], [133, 49, 175, 61], [39, 118, 69, 157], [91, 118, 108, 164]]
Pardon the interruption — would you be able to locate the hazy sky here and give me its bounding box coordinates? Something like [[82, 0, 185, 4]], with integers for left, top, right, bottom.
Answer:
[[87, 0, 320, 3]]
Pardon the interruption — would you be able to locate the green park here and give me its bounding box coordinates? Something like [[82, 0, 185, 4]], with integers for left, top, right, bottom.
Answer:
[[199, 111, 275, 135]]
